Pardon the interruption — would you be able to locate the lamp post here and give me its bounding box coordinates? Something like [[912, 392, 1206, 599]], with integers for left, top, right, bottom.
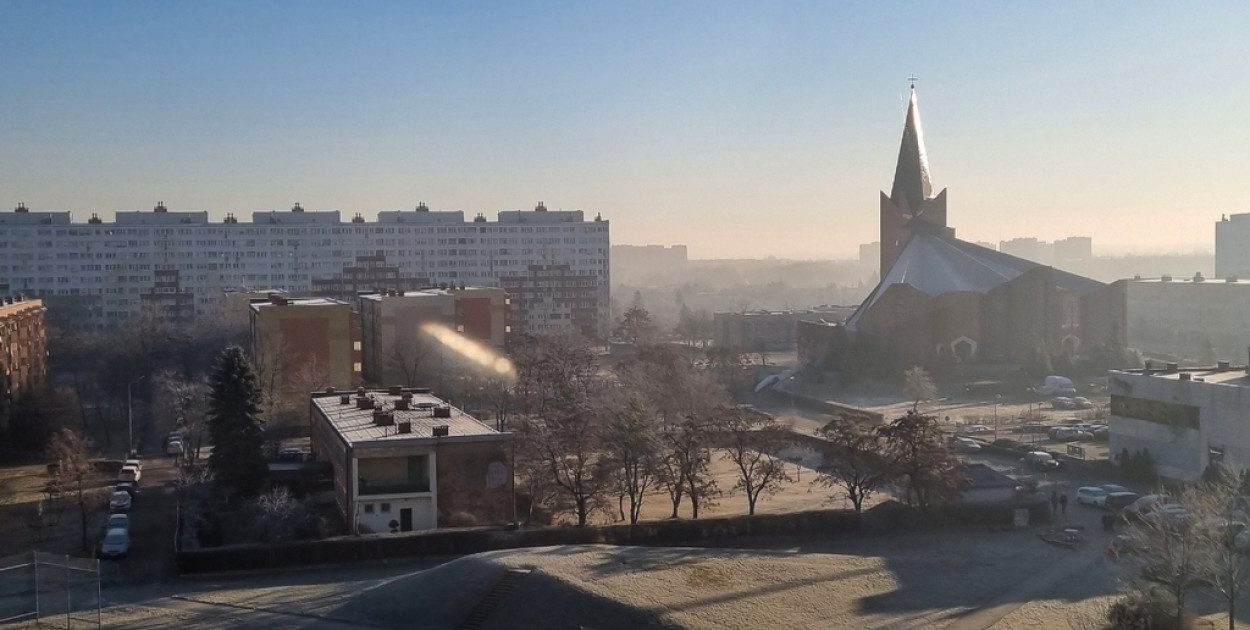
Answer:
[[127, 375, 146, 458]]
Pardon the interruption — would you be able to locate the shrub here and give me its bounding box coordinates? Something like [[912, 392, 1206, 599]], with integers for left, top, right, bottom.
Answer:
[[1106, 594, 1192, 630]]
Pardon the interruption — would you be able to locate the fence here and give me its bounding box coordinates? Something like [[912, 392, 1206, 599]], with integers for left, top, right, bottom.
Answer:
[[0, 551, 101, 629]]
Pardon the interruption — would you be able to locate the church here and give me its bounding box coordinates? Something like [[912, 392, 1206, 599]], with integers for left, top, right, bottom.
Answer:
[[808, 87, 1126, 373]]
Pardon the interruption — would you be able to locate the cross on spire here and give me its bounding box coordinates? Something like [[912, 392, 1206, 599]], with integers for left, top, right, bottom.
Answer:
[[907, 75, 918, 90]]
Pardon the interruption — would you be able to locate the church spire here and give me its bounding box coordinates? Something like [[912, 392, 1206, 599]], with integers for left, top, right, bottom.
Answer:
[[889, 86, 932, 213]]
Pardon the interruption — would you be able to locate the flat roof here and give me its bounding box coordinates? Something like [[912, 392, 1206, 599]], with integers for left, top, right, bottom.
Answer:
[[249, 297, 347, 311], [1112, 366, 1250, 386], [312, 389, 505, 445]]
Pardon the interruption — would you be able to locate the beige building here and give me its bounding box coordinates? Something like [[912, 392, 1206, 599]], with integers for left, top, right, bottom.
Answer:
[[309, 387, 512, 534], [1126, 275, 1250, 363], [249, 296, 361, 411]]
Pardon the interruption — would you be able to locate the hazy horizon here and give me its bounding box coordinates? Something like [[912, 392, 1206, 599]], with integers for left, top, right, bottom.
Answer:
[[3, 2, 1246, 259]]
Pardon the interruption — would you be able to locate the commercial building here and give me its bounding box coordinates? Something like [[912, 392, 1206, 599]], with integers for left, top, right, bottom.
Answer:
[[309, 387, 512, 534], [1108, 363, 1250, 482], [0, 201, 609, 336], [1125, 275, 1250, 363], [1216, 213, 1250, 279], [249, 296, 361, 410], [0, 297, 46, 427]]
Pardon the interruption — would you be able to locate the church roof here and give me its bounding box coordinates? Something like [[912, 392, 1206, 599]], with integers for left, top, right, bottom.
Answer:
[[847, 233, 1105, 329], [890, 88, 933, 213]]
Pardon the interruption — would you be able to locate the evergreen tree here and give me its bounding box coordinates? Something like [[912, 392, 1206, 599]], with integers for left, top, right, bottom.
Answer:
[[207, 346, 267, 499]]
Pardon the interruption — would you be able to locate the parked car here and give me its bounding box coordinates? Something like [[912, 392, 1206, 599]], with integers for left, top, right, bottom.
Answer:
[[115, 481, 139, 499], [1052, 397, 1077, 410], [166, 439, 185, 456], [1022, 451, 1060, 471], [1143, 503, 1189, 525], [99, 528, 130, 559], [1075, 486, 1108, 507], [119, 464, 141, 484], [1035, 375, 1077, 396], [959, 424, 992, 435], [1101, 491, 1140, 511], [1107, 533, 1144, 557], [106, 513, 130, 532], [952, 437, 982, 453], [109, 491, 132, 513], [1072, 397, 1094, 409], [124, 458, 142, 472], [1053, 428, 1093, 442], [1059, 417, 1085, 426], [1124, 494, 1174, 519]]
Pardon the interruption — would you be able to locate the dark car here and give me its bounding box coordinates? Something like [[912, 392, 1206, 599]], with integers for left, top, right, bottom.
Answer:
[[1102, 491, 1139, 511]]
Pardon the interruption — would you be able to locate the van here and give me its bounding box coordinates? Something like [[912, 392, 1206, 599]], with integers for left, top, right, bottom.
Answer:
[[1022, 451, 1060, 471], [1035, 376, 1077, 397]]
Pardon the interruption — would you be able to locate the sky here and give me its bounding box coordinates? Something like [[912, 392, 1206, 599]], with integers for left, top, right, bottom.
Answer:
[[2, 2, 1248, 260]]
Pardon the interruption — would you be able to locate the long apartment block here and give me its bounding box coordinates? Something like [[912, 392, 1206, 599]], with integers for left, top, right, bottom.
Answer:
[[0, 201, 610, 336]]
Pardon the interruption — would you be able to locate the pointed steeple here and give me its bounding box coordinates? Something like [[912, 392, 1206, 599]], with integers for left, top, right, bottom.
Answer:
[[889, 87, 932, 213]]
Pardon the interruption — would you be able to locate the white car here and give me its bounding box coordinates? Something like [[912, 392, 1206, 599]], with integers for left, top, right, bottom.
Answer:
[[960, 424, 992, 434], [1075, 486, 1108, 507], [118, 464, 141, 484], [166, 439, 185, 456], [99, 528, 130, 559], [124, 458, 142, 472], [109, 491, 132, 513], [952, 437, 982, 453], [1143, 504, 1188, 525]]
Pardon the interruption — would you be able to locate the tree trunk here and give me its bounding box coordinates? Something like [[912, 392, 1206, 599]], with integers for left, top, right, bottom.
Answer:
[[576, 496, 588, 527], [78, 485, 88, 553]]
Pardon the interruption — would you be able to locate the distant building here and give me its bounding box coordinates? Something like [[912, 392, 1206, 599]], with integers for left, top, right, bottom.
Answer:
[[0, 201, 608, 335], [1216, 213, 1250, 279], [996, 237, 1093, 267], [249, 296, 361, 410], [1053, 237, 1093, 265], [1108, 363, 1250, 482], [611, 244, 687, 285], [501, 264, 604, 339], [998, 238, 1048, 264], [858, 242, 880, 269], [1126, 275, 1250, 362], [714, 308, 850, 353], [0, 297, 46, 427], [309, 387, 512, 533]]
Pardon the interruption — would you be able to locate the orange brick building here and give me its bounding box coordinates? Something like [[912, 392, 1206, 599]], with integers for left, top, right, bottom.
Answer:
[[249, 296, 361, 411], [0, 298, 47, 425]]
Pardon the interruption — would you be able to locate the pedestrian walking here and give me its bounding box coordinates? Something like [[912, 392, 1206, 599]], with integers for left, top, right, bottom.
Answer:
[[1059, 492, 1068, 516]]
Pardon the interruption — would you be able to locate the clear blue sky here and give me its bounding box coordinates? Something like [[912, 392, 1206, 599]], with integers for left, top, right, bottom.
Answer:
[[2, 2, 1247, 259]]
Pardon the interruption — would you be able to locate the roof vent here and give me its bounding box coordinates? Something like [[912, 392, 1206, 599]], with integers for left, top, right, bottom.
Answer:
[[357, 386, 366, 395], [1133, 274, 1141, 280], [1161, 274, 1172, 282], [1218, 360, 1231, 370], [339, 394, 352, 405], [1166, 362, 1179, 372], [415, 401, 435, 410], [14, 203, 28, 213], [535, 201, 547, 212], [432, 425, 450, 437], [474, 213, 486, 223], [397, 421, 412, 434], [268, 294, 288, 306], [433, 405, 452, 418], [1179, 372, 1192, 381], [154, 201, 167, 213], [401, 392, 413, 401], [324, 386, 336, 394], [1194, 272, 1205, 282], [1228, 277, 1239, 283], [224, 213, 238, 224], [352, 213, 364, 223], [388, 385, 403, 396], [357, 397, 375, 410], [372, 410, 394, 426], [88, 213, 102, 224], [292, 202, 304, 213], [394, 398, 409, 411], [416, 202, 429, 212]]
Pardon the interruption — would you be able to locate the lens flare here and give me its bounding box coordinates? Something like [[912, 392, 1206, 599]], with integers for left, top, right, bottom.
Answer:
[[419, 322, 516, 378]]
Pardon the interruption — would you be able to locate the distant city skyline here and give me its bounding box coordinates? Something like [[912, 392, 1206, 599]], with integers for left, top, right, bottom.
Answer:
[[2, 2, 1244, 259]]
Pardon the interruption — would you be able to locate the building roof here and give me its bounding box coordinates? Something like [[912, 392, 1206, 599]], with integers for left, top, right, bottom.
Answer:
[[249, 297, 348, 312], [1111, 366, 1250, 386], [964, 463, 1021, 490], [890, 88, 933, 214], [847, 233, 1105, 329], [312, 389, 506, 445]]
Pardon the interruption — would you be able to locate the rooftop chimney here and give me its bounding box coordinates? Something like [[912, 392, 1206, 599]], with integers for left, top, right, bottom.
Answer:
[[1166, 362, 1179, 373], [357, 397, 374, 410], [388, 385, 403, 396], [433, 405, 452, 418], [1179, 372, 1192, 381], [372, 410, 394, 426], [394, 398, 410, 410], [432, 425, 450, 437], [1218, 360, 1231, 370], [397, 421, 412, 434], [339, 394, 352, 405]]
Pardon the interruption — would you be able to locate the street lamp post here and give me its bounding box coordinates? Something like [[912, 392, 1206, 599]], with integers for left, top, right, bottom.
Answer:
[[127, 375, 146, 458]]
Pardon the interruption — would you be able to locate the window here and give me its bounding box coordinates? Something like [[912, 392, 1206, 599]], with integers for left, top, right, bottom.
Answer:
[[364, 503, 375, 514], [380, 503, 391, 513]]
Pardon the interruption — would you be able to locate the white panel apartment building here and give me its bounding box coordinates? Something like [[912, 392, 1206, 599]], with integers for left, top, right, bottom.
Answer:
[[0, 202, 610, 336]]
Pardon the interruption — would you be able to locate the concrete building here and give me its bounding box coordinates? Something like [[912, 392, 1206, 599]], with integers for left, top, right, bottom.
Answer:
[[309, 387, 512, 534], [0, 201, 609, 336], [997, 237, 1094, 268], [1125, 275, 1250, 363], [0, 297, 46, 426], [611, 244, 687, 285], [358, 290, 455, 388], [714, 308, 851, 353], [453, 286, 510, 349], [1216, 213, 1250, 279], [1108, 363, 1250, 482], [249, 296, 361, 410], [500, 263, 601, 338]]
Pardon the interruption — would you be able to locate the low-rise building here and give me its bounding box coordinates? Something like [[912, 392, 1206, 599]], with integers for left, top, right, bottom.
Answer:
[[1125, 275, 1250, 363], [309, 387, 512, 534], [1108, 363, 1250, 482], [715, 308, 851, 353], [249, 296, 361, 412]]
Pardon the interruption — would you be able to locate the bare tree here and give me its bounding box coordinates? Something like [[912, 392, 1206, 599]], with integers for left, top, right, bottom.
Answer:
[[816, 416, 890, 512], [1118, 488, 1204, 630], [663, 415, 720, 519], [521, 408, 611, 527], [1182, 469, 1248, 630], [903, 366, 937, 413], [720, 407, 793, 515], [388, 333, 441, 388], [47, 427, 95, 553], [601, 395, 661, 526], [153, 371, 210, 464], [878, 411, 964, 510]]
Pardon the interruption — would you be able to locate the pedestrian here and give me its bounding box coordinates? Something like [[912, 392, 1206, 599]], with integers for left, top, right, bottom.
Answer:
[[1059, 492, 1068, 516], [1050, 489, 1059, 515]]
